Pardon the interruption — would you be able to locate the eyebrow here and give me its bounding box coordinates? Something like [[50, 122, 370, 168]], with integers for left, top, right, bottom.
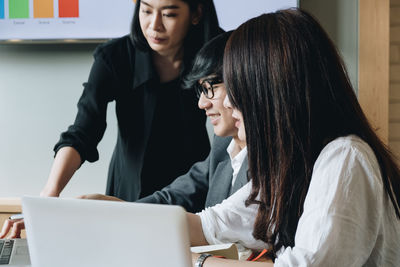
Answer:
[[141, 1, 180, 10]]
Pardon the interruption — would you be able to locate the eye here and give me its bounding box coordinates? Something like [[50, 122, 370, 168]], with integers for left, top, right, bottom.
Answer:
[[163, 13, 177, 17], [141, 9, 151, 14]]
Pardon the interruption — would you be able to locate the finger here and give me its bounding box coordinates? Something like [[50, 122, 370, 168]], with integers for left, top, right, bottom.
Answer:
[[109, 196, 124, 202], [83, 194, 103, 200], [9, 220, 25, 239], [76, 194, 95, 200], [0, 220, 13, 239]]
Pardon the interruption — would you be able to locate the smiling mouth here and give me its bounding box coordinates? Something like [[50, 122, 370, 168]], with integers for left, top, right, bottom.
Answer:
[[208, 114, 221, 125], [208, 114, 220, 119]]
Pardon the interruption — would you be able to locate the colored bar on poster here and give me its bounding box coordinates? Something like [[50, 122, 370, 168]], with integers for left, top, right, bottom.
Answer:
[[58, 0, 79, 18], [34, 0, 54, 18], [0, 0, 4, 19], [9, 0, 29, 19]]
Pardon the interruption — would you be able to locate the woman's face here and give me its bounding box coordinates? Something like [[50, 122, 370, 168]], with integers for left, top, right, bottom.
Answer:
[[139, 0, 199, 56], [223, 95, 246, 142]]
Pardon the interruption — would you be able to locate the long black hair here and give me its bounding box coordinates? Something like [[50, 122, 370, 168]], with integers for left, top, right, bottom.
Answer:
[[224, 8, 400, 257]]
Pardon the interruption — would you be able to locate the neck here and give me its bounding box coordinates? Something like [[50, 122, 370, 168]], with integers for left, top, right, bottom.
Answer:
[[152, 47, 184, 83], [152, 45, 184, 64]]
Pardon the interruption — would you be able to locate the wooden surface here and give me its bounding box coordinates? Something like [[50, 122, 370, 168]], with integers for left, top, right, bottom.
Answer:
[[359, 0, 390, 144], [0, 198, 26, 238], [389, 0, 400, 162], [0, 198, 22, 213]]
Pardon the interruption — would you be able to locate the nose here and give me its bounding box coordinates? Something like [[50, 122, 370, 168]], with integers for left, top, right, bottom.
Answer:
[[223, 95, 232, 109], [150, 12, 163, 31], [198, 93, 212, 110]]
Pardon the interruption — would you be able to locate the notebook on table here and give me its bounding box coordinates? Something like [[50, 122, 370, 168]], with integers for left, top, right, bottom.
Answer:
[[20, 196, 192, 267]]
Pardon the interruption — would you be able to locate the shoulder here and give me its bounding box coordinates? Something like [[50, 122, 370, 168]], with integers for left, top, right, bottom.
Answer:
[[311, 135, 383, 201], [93, 35, 135, 64], [316, 135, 379, 172], [91, 35, 141, 85], [322, 135, 374, 153]]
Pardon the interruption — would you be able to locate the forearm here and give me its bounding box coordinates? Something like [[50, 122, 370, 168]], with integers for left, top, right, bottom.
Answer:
[[187, 213, 209, 246], [137, 184, 206, 212], [136, 160, 210, 211], [41, 146, 81, 197]]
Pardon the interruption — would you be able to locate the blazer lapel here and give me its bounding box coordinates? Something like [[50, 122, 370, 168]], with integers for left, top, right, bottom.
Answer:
[[132, 49, 158, 169], [230, 156, 249, 195], [205, 159, 233, 208]]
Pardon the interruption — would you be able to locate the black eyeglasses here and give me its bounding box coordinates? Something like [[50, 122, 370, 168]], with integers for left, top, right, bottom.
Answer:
[[196, 77, 223, 99]]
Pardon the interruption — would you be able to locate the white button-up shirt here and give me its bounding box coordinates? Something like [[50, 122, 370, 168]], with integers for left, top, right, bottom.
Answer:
[[198, 135, 400, 266]]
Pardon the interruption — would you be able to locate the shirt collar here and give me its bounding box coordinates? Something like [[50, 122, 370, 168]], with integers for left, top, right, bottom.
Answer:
[[226, 139, 247, 172], [133, 47, 157, 88], [132, 46, 191, 89]]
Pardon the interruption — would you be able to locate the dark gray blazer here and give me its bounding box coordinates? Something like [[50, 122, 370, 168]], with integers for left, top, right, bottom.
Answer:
[[136, 136, 249, 213]]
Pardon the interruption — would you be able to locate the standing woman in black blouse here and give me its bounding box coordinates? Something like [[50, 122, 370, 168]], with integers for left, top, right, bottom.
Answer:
[[41, 0, 220, 201]]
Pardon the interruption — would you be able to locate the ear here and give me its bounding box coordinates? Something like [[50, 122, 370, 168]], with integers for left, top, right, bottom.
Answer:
[[191, 4, 203, 25]]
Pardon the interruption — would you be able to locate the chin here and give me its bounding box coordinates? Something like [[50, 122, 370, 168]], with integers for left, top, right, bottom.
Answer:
[[213, 127, 226, 137], [213, 129, 222, 136]]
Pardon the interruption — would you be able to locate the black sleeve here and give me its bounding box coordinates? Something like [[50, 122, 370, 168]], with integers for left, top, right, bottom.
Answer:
[[53, 46, 116, 163], [136, 153, 211, 213], [136, 135, 233, 213]]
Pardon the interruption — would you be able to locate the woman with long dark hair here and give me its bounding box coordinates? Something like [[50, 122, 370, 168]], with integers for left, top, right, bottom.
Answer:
[[188, 9, 400, 266]]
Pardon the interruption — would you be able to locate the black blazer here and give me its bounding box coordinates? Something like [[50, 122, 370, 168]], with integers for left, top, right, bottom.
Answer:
[[54, 36, 210, 201], [137, 136, 249, 213]]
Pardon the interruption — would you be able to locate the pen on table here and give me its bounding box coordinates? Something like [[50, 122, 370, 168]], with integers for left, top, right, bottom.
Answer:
[[8, 214, 24, 221]]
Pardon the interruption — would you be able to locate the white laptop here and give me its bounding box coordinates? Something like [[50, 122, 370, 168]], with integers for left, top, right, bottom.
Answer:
[[14, 196, 191, 267]]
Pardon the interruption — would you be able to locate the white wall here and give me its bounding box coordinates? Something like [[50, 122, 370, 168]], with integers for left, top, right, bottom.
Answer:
[[0, 44, 117, 197], [214, 0, 297, 30], [301, 0, 359, 92]]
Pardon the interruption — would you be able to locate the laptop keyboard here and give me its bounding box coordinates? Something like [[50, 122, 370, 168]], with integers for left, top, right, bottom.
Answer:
[[0, 239, 14, 265]]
